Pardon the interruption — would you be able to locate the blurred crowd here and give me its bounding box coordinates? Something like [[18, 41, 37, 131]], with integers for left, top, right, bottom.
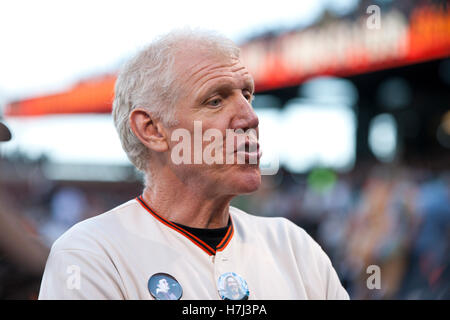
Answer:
[[0, 155, 449, 299], [0, 156, 140, 299], [234, 161, 450, 299]]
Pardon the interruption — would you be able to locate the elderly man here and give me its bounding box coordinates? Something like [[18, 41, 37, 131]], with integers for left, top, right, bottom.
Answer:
[[39, 29, 349, 300]]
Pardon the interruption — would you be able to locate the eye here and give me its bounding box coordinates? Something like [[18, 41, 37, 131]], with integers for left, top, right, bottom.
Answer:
[[243, 89, 253, 102], [207, 98, 222, 108]]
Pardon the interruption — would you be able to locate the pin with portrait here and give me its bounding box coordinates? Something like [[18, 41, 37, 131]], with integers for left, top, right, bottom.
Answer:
[[217, 272, 249, 300], [148, 273, 183, 300]]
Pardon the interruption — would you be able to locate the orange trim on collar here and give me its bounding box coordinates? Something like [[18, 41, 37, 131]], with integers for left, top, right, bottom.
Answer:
[[136, 196, 234, 256], [216, 222, 233, 250]]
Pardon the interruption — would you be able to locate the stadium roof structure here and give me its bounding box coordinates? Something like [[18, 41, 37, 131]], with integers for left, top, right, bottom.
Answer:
[[4, 2, 450, 117]]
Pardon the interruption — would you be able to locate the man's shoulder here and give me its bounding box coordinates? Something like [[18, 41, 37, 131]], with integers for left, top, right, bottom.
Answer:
[[229, 206, 312, 243], [230, 206, 299, 227], [50, 198, 140, 254]]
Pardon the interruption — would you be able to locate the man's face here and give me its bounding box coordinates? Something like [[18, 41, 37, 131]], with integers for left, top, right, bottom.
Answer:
[[164, 47, 261, 197], [226, 277, 239, 294], [158, 278, 170, 292]]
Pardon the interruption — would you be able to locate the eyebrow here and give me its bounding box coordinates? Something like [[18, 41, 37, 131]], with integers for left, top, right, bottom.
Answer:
[[198, 76, 255, 103]]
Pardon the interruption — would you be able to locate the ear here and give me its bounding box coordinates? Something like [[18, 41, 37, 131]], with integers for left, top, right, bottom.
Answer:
[[129, 108, 169, 153]]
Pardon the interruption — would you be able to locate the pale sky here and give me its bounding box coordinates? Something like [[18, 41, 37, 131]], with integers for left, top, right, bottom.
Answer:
[[0, 0, 358, 102]]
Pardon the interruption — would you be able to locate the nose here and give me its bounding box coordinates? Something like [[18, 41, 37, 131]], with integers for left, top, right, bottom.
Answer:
[[230, 94, 259, 132]]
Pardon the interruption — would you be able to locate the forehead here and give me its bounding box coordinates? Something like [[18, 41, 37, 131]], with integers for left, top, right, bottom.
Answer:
[[174, 48, 254, 98]]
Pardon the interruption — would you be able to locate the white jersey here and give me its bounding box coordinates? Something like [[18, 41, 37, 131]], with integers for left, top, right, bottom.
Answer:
[[38, 197, 349, 300]]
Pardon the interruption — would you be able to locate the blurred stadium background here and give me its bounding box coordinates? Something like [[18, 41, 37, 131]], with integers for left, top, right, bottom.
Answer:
[[0, 0, 449, 299]]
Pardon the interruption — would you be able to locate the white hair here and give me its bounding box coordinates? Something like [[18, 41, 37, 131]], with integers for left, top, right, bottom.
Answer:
[[112, 28, 240, 181]]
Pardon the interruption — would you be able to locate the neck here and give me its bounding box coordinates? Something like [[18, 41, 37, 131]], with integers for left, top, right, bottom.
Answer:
[[141, 170, 233, 229]]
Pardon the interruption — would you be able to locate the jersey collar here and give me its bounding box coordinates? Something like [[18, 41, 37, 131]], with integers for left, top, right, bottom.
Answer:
[[136, 195, 234, 256]]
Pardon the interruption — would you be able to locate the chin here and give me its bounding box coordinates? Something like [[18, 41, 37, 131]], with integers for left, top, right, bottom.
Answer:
[[231, 166, 262, 194]]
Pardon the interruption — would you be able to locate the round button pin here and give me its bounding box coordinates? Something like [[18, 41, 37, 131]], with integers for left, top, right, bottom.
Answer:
[[148, 273, 183, 300], [217, 272, 249, 300]]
